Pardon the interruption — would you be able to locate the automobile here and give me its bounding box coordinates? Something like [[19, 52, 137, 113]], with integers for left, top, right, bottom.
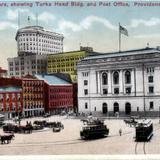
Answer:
[[80, 117, 109, 139]]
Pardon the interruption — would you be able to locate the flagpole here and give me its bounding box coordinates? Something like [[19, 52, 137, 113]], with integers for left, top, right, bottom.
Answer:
[[18, 11, 20, 29], [36, 13, 38, 26], [119, 23, 121, 52]]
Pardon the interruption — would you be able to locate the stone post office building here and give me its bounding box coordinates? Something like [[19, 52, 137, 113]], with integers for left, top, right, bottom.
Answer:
[[77, 47, 160, 116]]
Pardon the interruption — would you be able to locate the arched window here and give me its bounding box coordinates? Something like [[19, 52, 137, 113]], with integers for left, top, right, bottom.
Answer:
[[113, 102, 119, 113], [102, 103, 108, 114], [125, 102, 131, 114], [102, 72, 108, 85], [113, 71, 119, 84], [125, 71, 131, 84]]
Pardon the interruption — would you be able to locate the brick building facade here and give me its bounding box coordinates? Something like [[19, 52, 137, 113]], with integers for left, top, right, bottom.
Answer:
[[22, 75, 45, 117], [0, 78, 23, 119], [36, 74, 73, 114]]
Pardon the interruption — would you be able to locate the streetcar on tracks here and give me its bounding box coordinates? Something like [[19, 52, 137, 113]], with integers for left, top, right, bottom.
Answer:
[[135, 119, 153, 141], [80, 117, 109, 139]]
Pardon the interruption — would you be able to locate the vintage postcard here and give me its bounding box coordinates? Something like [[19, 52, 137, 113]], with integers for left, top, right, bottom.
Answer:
[[1, 0, 160, 159]]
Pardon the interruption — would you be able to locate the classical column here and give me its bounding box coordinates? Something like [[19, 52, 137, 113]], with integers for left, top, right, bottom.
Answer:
[[131, 69, 135, 94], [96, 71, 98, 94], [108, 71, 112, 95], [97, 71, 101, 94], [119, 70, 123, 94]]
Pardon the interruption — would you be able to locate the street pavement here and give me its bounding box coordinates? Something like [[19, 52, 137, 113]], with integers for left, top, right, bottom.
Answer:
[[0, 116, 160, 155]]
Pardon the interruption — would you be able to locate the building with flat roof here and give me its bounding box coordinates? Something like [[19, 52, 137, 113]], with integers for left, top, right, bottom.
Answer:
[[22, 75, 45, 117], [0, 81, 23, 119], [8, 53, 47, 77], [47, 47, 98, 82], [77, 47, 160, 117], [0, 76, 45, 118], [8, 25, 64, 78], [35, 74, 73, 114]]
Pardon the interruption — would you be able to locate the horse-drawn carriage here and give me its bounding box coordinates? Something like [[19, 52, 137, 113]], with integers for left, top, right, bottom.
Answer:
[[33, 120, 64, 132], [3, 123, 33, 134], [124, 116, 139, 127], [33, 120, 47, 127]]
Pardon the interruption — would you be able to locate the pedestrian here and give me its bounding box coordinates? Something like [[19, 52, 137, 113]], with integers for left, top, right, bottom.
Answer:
[[119, 128, 122, 136]]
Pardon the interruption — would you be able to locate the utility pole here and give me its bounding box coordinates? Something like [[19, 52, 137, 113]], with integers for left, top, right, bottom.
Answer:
[[119, 23, 121, 52], [142, 63, 146, 118]]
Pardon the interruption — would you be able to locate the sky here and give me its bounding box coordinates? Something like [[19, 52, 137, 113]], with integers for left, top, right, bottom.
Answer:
[[1, 1, 160, 69]]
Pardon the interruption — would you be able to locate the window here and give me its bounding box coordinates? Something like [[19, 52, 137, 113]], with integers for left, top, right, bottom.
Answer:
[[125, 87, 131, 94], [82, 72, 88, 77], [113, 102, 119, 113], [84, 89, 88, 95], [113, 71, 119, 84], [147, 67, 154, 73], [84, 80, 88, 86], [85, 102, 88, 109], [102, 72, 108, 85], [103, 89, 108, 95], [149, 86, 154, 93], [149, 101, 154, 110], [148, 76, 153, 83], [125, 71, 131, 84], [114, 88, 119, 94]]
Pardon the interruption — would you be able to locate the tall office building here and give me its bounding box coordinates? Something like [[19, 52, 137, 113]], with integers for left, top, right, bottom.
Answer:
[[8, 53, 47, 77], [16, 26, 64, 55], [47, 47, 97, 82], [8, 25, 64, 77]]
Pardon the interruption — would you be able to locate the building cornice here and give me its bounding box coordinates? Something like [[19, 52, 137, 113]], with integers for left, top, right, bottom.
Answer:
[[77, 52, 160, 70], [15, 25, 64, 40]]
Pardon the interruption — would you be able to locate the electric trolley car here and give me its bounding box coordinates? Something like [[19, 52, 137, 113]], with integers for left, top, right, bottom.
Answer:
[[80, 117, 109, 139], [135, 119, 153, 141]]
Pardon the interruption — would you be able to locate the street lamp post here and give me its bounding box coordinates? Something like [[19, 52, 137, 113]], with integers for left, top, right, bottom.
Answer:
[[18, 108, 21, 126], [142, 63, 146, 118], [159, 106, 160, 124]]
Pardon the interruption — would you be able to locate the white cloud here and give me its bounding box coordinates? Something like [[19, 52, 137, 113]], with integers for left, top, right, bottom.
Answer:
[[81, 16, 117, 30], [7, 9, 55, 24], [0, 21, 17, 30], [7, 9, 30, 20], [129, 17, 160, 28], [38, 12, 55, 24], [134, 33, 160, 39], [59, 20, 81, 32], [58, 15, 117, 32]]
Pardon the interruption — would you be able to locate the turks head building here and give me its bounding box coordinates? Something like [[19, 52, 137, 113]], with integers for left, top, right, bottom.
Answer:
[[8, 26, 64, 77], [77, 47, 160, 117]]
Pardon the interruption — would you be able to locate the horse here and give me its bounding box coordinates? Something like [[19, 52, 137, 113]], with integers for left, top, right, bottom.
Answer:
[[19, 125, 33, 134], [0, 133, 15, 144]]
